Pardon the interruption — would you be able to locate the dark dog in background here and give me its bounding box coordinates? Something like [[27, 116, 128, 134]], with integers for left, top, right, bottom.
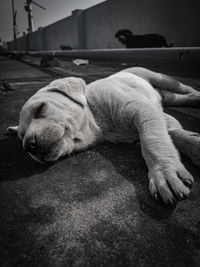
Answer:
[[115, 29, 173, 48]]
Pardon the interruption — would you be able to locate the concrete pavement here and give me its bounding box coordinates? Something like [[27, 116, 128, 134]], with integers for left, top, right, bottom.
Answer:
[[0, 55, 200, 267]]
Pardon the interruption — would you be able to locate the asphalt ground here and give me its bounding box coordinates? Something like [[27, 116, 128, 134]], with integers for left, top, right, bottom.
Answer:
[[0, 55, 200, 267]]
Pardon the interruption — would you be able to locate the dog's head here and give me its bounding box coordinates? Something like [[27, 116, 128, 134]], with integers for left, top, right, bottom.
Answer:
[[8, 77, 95, 163], [115, 29, 133, 44]]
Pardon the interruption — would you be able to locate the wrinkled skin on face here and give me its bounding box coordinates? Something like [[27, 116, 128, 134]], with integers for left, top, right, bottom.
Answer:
[[13, 77, 98, 163]]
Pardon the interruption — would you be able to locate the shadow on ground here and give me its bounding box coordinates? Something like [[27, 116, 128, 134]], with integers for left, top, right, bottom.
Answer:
[[0, 135, 53, 182], [1, 139, 200, 267], [95, 142, 177, 219]]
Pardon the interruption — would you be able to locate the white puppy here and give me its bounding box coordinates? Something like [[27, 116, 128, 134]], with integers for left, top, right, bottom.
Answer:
[[8, 67, 200, 204]]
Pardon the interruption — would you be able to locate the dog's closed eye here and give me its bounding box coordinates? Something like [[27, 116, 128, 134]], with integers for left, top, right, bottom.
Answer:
[[73, 137, 81, 143], [33, 102, 46, 118]]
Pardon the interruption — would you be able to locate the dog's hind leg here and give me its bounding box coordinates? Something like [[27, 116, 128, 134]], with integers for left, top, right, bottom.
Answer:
[[124, 67, 200, 106], [165, 113, 200, 167], [157, 88, 200, 106]]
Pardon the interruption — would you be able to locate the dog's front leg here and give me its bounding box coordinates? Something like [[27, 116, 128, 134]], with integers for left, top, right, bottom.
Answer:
[[130, 103, 194, 204]]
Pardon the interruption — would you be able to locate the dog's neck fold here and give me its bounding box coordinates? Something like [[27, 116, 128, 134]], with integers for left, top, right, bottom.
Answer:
[[81, 104, 104, 147]]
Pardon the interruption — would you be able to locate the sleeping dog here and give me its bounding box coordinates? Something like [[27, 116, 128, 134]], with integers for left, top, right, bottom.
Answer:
[[8, 67, 200, 204]]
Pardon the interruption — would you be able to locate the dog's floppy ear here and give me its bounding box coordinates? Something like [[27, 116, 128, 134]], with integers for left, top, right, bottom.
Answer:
[[47, 77, 87, 107], [7, 126, 18, 134]]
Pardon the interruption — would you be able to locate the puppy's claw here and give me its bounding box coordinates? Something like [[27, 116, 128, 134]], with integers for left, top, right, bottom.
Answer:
[[154, 193, 158, 200], [185, 179, 193, 188], [179, 192, 184, 199]]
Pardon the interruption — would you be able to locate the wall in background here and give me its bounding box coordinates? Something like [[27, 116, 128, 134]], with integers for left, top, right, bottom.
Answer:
[[8, 0, 200, 50]]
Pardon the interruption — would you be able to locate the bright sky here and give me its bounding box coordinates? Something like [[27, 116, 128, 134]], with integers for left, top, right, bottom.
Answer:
[[0, 0, 106, 41]]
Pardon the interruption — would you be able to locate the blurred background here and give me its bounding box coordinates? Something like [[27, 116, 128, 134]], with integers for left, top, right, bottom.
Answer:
[[0, 0, 200, 51]]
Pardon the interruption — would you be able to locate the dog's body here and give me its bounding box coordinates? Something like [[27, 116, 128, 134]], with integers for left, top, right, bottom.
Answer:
[[8, 67, 200, 204], [115, 29, 173, 48]]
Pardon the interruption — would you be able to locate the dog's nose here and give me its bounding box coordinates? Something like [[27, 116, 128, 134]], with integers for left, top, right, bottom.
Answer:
[[24, 137, 38, 154]]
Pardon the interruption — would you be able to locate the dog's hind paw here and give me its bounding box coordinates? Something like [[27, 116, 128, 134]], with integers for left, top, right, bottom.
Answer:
[[186, 133, 200, 168]]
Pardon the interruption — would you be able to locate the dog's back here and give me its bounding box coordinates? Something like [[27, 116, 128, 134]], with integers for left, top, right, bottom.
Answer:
[[115, 29, 173, 48], [127, 34, 173, 48]]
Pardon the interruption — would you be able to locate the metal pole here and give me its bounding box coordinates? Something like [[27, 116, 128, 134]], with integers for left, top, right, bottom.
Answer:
[[11, 0, 17, 39], [3, 47, 200, 64], [26, 0, 34, 32]]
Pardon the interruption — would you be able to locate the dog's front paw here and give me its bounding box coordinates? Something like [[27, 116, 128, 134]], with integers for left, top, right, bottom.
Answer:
[[148, 162, 194, 204]]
